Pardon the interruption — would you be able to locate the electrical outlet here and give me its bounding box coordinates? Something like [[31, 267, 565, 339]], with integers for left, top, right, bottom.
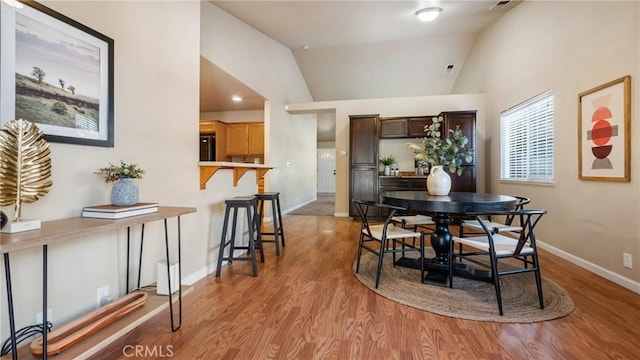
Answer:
[[36, 308, 53, 324], [623, 253, 632, 269], [97, 285, 109, 308]]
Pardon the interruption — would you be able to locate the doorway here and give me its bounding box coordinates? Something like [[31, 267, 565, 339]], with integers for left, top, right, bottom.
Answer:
[[317, 148, 336, 193]]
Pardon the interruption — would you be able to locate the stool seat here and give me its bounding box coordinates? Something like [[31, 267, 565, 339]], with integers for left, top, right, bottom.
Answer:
[[216, 196, 264, 277], [255, 192, 285, 255]]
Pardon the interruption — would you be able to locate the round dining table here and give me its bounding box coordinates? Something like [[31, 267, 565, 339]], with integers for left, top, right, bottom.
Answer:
[[383, 191, 517, 285]]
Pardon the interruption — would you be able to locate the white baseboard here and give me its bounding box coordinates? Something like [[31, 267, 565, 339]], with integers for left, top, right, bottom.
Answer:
[[335, 212, 349, 217], [182, 262, 217, 285], [282, 198, 316, 215], [538, 241, 640, 294]]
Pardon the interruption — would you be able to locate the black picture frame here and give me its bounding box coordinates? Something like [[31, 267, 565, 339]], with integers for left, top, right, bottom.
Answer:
[[0, 0, 114, 147]]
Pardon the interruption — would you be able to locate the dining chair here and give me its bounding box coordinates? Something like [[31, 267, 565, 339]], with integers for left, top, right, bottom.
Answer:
[[449, 209, 547, 315], [353, 200, 425, 288], [459, 196, 531, 237], [391, 213, 435, 247]]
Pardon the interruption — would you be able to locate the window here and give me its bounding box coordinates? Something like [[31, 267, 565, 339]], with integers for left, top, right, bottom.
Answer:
[[500, 90, 554, 183]]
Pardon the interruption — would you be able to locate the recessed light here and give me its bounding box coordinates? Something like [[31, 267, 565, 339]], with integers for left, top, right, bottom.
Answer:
[[416, 7, 442, 22], [231, 95, 243, 102]]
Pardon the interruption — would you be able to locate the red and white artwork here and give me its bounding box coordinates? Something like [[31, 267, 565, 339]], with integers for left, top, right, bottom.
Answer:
[[579, 76, 630, 181]]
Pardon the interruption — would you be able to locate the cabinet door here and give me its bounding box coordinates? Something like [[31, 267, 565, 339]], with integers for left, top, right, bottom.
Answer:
[[199, 121, 217, 134], [407, 117, 432, 137], [442, 111, 476, 165], [442, 111, 477, 193], [216, 121, 227, 160], [350, 168, 379, 217], [226, 124, 249, 155], [380, 118, 407, 138], [248, 123, 264, 155], [450, 165, 476, 193], [350, 116, 378, 166]]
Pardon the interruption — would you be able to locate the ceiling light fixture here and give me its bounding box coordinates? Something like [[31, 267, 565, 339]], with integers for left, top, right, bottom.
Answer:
[[231, 95, 242, 102], [415, 7, 442, 22]]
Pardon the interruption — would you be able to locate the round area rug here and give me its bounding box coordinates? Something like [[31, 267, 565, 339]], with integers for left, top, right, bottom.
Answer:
[[353, 250, 574, 323]]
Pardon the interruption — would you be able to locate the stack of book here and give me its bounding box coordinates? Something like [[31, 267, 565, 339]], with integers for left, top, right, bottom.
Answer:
[[82, 203, 159, 219]]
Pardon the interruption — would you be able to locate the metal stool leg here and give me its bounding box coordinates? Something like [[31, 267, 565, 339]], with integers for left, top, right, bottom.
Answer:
[[275, 196, 285, 247]]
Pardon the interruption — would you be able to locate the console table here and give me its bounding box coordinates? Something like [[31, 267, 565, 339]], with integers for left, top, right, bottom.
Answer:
[[0, 206, 196, 359]]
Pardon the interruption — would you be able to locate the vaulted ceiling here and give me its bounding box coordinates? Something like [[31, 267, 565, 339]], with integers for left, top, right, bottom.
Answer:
[[200, 1, 521, 140]]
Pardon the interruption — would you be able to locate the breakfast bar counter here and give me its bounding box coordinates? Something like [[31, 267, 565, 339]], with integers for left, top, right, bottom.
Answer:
[[198, 161, 274, 190]]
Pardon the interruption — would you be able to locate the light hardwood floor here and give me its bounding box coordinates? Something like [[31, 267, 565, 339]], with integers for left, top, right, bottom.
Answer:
[[89, 215, 640, 360]]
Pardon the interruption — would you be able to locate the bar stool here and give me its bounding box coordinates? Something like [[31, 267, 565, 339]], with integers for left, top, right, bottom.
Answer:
[[255, 192, 285, 255], [215, 196, 264, 277]]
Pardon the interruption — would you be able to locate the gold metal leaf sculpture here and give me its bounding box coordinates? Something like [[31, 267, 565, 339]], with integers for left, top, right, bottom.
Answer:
[[0, 119, 53, 222]]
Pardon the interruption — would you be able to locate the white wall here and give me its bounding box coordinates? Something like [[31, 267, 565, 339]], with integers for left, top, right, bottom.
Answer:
[[453, 1, 640, 287], [0, 0, 210, 339], [287, 94, 485, 216], [200, 2, 316, 210]]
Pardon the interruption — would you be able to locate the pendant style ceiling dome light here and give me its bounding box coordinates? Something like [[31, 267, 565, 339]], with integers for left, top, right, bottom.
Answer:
[[415, 7, 442, 22]]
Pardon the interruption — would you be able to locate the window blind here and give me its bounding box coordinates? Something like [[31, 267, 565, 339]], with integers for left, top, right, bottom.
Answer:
[[500, 91, 554, 182]]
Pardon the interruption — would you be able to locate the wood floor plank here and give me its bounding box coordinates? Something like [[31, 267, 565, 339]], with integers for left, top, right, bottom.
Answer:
[[86, 215, 640, 360]]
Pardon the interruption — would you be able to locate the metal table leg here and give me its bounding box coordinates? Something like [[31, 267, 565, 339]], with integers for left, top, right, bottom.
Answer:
[[164, 217, 182, 332], [3, 253, 17, 360], [42, 245, 48, 360]]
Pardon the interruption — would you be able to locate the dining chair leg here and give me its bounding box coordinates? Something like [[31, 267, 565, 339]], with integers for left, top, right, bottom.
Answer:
[[448, 237, 454, 288], [374, 239, 386, 289], [355, 233, 365, 274], [535, 268, 545, 310], [419, 233, 425, 285], [490, 254, 503, 316]]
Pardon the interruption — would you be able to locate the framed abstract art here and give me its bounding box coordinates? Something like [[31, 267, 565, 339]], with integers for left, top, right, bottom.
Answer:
[[578, 75, 631, 181]]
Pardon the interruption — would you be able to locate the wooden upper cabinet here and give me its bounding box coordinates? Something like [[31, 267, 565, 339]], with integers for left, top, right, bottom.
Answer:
[[407, 117, 433, 138], [350, 116, 379, 166], [441, 111, 476, 165], [226, 122, 264, 156], [379, 118, 407, 138], [199, 121, 218, 134], [227, 123, 250, 155], [248, 123, 264, 155]]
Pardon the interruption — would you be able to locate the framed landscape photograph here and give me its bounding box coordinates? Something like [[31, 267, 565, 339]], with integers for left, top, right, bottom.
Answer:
[[0, 0, 114, 147], [578, 75, 631, 182]]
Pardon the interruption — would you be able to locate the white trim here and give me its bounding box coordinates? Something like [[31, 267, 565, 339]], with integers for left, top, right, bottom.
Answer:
[[538, 241, 640, 294], [335, 212, 349, 217], [282, 198, 316, 215]]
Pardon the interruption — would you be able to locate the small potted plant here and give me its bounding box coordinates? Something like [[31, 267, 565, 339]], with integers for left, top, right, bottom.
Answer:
[[379, 155, 396, 176], [95, 161, 145, 206]]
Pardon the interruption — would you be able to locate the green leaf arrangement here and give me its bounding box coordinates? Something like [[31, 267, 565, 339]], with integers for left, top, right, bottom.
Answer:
[[0, 119, 53, 222], [406, 116, 473, 176]]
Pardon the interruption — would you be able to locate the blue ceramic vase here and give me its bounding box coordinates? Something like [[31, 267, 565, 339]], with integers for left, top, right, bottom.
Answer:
[[111, 178, 139, 206]]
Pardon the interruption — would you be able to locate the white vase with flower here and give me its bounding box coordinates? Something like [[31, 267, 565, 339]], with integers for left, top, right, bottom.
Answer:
[[406, 116, 473, 196]]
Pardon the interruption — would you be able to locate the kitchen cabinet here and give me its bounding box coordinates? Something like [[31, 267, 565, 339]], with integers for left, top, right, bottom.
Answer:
[[380, 118, 407, 138], [441, 111, 477, 192], [379, 116, 438, 138], [407, 116, 433, 137], [199, 121, 217, 134], [349, 115, 379, 217], [248, 123, 264, 155], [226, 122, 264, 156]]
